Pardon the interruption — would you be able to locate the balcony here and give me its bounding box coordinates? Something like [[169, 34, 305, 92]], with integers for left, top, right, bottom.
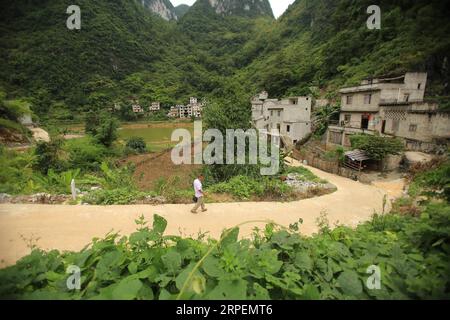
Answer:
[[379, 98, 422, 106]]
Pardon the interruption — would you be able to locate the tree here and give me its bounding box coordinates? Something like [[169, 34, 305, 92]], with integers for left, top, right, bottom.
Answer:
[[95, 114, 119, 148], [126, 137, 147, 154], [33, 138, 65, 174], [350, 134, 404, 161]]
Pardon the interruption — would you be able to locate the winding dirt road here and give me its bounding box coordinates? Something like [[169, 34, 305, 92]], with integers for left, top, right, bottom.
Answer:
[[0, 161, 392, 268]]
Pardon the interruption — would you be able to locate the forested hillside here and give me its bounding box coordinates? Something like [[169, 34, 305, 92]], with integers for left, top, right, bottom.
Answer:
[[237, 0, 450, 98], [0, 0, 449, 121]]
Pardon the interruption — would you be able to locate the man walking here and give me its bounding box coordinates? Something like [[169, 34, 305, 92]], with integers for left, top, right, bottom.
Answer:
[[191, 175, 207, 214]]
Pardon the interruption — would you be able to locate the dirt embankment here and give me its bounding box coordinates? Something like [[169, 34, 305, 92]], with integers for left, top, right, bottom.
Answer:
[[119, 146, 201, 191]]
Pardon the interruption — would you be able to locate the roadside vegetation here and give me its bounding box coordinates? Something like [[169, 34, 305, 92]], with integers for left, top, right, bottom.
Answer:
[[0, 161, 448, 300]]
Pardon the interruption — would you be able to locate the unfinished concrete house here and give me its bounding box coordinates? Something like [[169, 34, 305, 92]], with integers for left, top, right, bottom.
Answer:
[[251, 91, 312, 148], [327, 72, 450, 152], [149, 102, 161, 112], [168, 97, 204, 119]]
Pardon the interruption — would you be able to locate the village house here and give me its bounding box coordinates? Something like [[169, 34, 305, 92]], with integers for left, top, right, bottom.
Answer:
[[131, 99, 144, 114], [168, 97, 204, 119], [149, 102, 161, 112], [327, 72, 450, 152], [251, 91, 312, 148]]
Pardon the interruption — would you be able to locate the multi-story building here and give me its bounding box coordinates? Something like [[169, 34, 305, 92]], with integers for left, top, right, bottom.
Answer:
[[168, 97, 204, 119], [132, 100, 144, 113], [251, 91, 312, 147], [168, 106, 180, 118], [149, 102, 161, 112], [327, 72, 450, 152]]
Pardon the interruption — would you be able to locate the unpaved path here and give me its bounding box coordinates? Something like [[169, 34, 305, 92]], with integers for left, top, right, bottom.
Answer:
[[0, 161, 390, 268], [30, 127, 50, 142]]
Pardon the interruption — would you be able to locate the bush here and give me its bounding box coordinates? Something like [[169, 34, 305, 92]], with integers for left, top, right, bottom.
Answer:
[[350, 134, 404, 161], [85, 112, 119, 148], [209, 175, 264, 199], [125, 137, 147, 154], [33, 138, 65, 174], [0, 148, 35, 194], [83, 188, 149, 205], [65, 137, 109, 172]]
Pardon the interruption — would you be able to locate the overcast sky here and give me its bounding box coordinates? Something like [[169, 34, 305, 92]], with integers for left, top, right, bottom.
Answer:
[[170, 0, 296, 18]]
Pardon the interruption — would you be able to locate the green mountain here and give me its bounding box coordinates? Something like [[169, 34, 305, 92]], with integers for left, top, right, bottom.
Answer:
[[174, 4, 190, 18], [237, 0, 450, 98], [0, 0, 448, 121]]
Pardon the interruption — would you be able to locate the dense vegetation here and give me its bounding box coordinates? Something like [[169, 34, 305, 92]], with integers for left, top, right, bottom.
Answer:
[[1, 0, 448, 121], [0, 161, 449, 299]]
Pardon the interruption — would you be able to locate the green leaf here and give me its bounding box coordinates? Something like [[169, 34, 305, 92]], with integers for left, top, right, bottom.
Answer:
[[301, 284, 320, 300], [128, 262, 138, 275], [161, 251, 182, 274], [112, 278, 143, 300], [152, 215, 167, 235], [294, 252, 313, 271], [202, 256, 223, 278], [207, 279, 248, 300], [251, 283, 270, 300], [220, 227, 239, 248], [337, 270, 363, 296]]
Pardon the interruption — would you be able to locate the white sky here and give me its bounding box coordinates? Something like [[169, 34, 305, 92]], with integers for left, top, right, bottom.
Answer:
[[170, 0, 296, 18]]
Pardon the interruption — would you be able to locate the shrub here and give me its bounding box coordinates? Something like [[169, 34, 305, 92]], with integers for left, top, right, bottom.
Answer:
[[126, 137, 147, 154], [95, 114, 119, 147], [33, 138, 65, 174], [65, 137, 109, 172], [83, 188, 149, 205], [85, 112, 119, 148], [0, 148, 35, 194], [209, 175, 264, 199], [350, 134, 404, 161]]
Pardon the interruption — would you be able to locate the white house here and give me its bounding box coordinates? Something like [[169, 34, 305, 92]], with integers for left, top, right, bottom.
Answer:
[[251, 92, 312, 147]]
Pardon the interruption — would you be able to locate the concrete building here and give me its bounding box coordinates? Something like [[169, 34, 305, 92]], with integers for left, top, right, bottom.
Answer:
[[149, 102, 161, 112], [168, 106, 180, 118], [132, 103, 144, 114], [168, 97, 204, 119], [327, 72, 450, 152], [251, 91, 312, 147]]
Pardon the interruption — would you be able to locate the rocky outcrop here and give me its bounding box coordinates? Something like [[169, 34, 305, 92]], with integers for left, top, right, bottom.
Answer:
[[140, 0, 178, 21], [198, 0, 274, 18]]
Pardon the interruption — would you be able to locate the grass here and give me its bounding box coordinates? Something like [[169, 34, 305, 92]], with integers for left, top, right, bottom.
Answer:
[[118, 123, 194, 152], [283, 166, 328, 184]]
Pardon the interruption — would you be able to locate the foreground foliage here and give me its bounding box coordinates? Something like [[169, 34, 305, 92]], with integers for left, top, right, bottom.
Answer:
[[0, 199, 448, 300]]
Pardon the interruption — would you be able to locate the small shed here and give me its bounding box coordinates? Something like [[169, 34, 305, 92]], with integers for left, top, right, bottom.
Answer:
[[344, 150, 371, 172]]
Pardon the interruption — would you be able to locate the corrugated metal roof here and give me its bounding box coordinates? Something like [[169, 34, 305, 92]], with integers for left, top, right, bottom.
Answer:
[[345, 150, 371, 161]]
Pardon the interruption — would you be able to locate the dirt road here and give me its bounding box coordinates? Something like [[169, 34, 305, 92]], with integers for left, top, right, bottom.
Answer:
[[0, 161, 390, 268]]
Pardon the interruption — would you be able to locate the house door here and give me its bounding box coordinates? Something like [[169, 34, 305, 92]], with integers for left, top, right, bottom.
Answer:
[[381, 120, 386, 134], [361, 115, 370, 130]]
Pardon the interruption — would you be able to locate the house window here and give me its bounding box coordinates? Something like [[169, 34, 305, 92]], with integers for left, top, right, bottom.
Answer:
[[270, 111, 273, 116], [404, 94, 410, 102], [346, 95, 353, 105], [344, 114, 351, 123], [418, 83, 422, 90], [364, 94, 372, 104], [409, 124, 418, 132], [278, 110, 281, 117], [287, 125, 291, 133]]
